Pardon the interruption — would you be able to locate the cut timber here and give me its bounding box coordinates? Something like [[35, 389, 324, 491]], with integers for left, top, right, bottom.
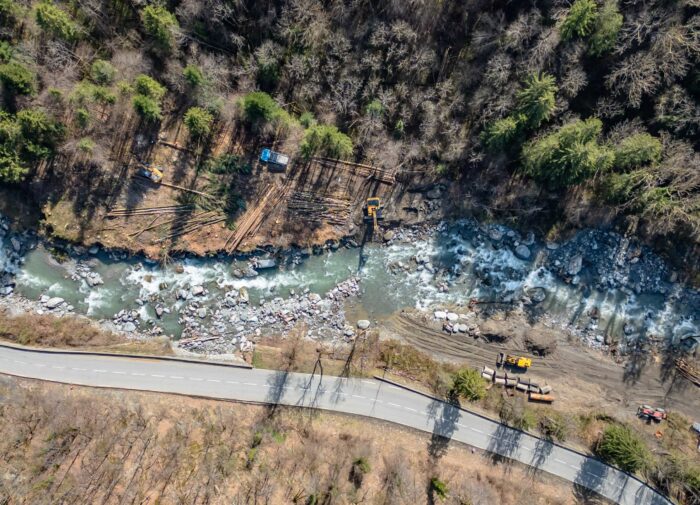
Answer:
[[313, 157, 395, 185], [675, 358, 700, 387], [132, 175, 219, 201], [225, 183, 290, 253]]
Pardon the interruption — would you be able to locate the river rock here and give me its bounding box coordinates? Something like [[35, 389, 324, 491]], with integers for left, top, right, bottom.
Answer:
[[426, 187, 442, 199], [434, 310, 447, 320], [514, 244, 531, 260], [40, 295, 50, 303], [174, 264, 185, 274], [45, 297, 65, 309], [255, 258, 277, 269], [155, 306, 164, 318], [177, 289, 189, 300], [567, 254, 583, 276], [383, 230, 395, 242], [192, 285, 205, 296], [526, 287, 547, 303], [488, 228, 503, 241], [308, 293, 322, 303], [357, 319, 370, 330], [197, 308, 207, 319], [446, 312, 459, 322], [239, 287, 249, 303], [88, 246, 99, 255], [10, 237, 21, 252], [123, 322, 136, 332]]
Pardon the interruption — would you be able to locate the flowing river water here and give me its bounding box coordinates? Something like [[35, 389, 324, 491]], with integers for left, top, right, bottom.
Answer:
[[1, 216, 699, 353]]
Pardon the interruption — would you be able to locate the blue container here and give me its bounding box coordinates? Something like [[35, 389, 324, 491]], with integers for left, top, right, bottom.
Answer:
[[259, 148, 271, 162]]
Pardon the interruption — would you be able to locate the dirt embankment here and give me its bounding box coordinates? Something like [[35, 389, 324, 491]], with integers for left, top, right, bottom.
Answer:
[[0, 375, 589, 505], [382, 308, 700, 420]]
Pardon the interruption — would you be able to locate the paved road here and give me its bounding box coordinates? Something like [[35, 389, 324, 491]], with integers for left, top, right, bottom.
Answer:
[[0, 344, 670, 505]]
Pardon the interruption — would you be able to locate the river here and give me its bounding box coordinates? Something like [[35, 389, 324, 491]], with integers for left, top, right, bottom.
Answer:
[[1, 216, 698, 354]]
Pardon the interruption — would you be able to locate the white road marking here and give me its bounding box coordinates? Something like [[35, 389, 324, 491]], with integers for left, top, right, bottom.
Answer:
[[111, 371, 126, 375], [151, 374, 165, 378], [52, 366, 65, 369], [131, 372, 145, 376], [72, 367, 87, 371], [352, 394, 365, 399], [361, 380, 375, 386], [33, 363, 45, 367], [244, 382, 257, 386], [388, 402, 401, 407], [470, 427, 483, 434], [93, 369, 107, 373], [13, 360, 26, 364], [226, 380, 239, 384], [189, 377, 203, 382], [169, 376, 184, 379], [207, 379, 221, 383], [404, 407, 417, 412]]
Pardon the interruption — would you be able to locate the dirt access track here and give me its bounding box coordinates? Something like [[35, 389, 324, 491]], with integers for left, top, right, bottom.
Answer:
[[383, 309, 700, 420], [38, 131, 441, 258]]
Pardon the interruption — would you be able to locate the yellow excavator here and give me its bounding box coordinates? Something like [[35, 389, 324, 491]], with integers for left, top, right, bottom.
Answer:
[[363, 197, 384, 234]]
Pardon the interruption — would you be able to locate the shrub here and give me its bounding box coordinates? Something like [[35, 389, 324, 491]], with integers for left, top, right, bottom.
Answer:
[[589, 0, 623, 56], [184, 106, 214, 138], [538, 413, 569, 442], [77, 137, 95, 154], [70, 81, 116, 107], [132, 94, 162, 121], [205, 153, 251, 175], [0, 0, 20, 25], [366, 99, 384, 118], [90, 59, 116, 85], [183, 64, 204, 87], [522, 117, 614, 188], [450, 368, 487, 402], [430, 477, 448, 500], [613, 133, 662, 171], [499, 397, 537, 431], [134, 75, 166, 100], [596, 425, 650, 473], [299, 111, 316, 128], [0, 146, 26, 182], [0, 41, 12, 63], [0, 61, 35, 96], [75, 107, 89, 128], [241, 91, 284, 124], [561, 0, 598, 40], [16, 108, 64, 159], [140, 4, 178, 50], [300, 124, 353, 159], [482, 115, 523, 152], [35, 2, 80, 41], [517, 73, 558, 128]]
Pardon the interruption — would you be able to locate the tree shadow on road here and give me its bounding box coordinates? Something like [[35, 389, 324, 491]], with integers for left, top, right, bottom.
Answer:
[[426, 393, 461, 461], [486, 423, 523, 471], [264, 370, 290, 418], [527, 436, 554, 476]]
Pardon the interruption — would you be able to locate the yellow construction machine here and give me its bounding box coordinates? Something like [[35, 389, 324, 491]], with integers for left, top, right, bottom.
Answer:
[[363, 197, 384, 234], [500, 353, 532, 369]]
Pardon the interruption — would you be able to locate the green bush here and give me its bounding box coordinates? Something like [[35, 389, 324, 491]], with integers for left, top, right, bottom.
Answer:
[[241, 91, 285, 125], [430, 477, 448, 500], [184, 106, 214, 138], [366, 99, 384, 118], [140, 4, 178, 50], [132, 94, 162, 121], [77, 137, 95, 154], [353, 457, 371, 474], [0, 61, 35, 96], [499, 397, 537, 431], [0, 0, 21, 25], [0, 41, 12, 63], [300, 124, 353, 159], [561, 0, 598, 40], [183, 64, 204, 87], [589, 0, 623, 56], [35, 2, 80, 41], [70, 81, 116, 106], [0, 145, 26, 182], [613, 133, 662, 171], [450, 368, 487, 402], [205, 153, 251, 175], [538, 413, 569, 442], [597, 425, 651, 474], [16, 108, 64, 159], [90, 59, 116, 85], [134, 75, 166, 100], [482, 115, 523, 152], [299, 111, 316, 128], [75, 107, 89, 128], [517, 73, 558, 128], [522, 117, 614, 188]]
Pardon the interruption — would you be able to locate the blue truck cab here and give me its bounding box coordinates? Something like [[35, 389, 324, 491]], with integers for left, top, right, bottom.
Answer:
[[260, 148, 289, 170]]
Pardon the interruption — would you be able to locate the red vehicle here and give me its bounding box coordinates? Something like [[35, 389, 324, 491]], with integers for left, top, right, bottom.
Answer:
[[637, 405, 667, 422]]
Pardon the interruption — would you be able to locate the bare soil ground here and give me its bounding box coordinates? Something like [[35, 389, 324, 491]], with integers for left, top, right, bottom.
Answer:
[[0, 375, 598, 505], [26, 115, 439, 258], [381, 308, 700, 421]]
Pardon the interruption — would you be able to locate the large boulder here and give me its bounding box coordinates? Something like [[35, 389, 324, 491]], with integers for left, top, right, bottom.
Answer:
[[45, 297, 65, 309], [514, 244, 531, 260], [357, 320, 371, 330], [567, 254, 583, 276]]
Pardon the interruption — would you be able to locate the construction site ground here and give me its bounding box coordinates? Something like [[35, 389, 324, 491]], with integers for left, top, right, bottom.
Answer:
[[31, 123, 438, 258], [379, 308, 700, 421]]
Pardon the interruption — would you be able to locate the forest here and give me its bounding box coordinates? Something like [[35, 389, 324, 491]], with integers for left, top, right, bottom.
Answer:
[[0, 0, 698, 267]]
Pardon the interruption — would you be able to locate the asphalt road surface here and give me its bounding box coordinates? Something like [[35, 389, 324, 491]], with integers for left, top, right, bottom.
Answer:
[[0, 344, 671, 505]]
